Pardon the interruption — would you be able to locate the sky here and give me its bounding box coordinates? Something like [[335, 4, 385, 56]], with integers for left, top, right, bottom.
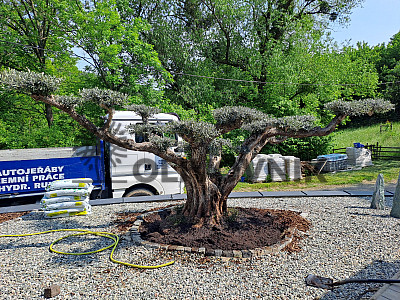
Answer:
[[330, 0, 400, 47]]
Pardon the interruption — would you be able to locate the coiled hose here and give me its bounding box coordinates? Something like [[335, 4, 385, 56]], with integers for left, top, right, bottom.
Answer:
[[0, 229, 174, 269]]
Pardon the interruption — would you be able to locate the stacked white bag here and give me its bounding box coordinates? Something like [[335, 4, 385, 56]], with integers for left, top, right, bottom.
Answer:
[[346, 147, 373, 167], [267, 154, 286, 182], [246, 154, 302, 182], [247, 154, 269, 183], [283, 156, 302, 181], [41, 178, 93, 218]]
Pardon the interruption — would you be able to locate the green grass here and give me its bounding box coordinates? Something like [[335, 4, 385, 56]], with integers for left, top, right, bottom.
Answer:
[[232, 121, 400, 192], [332, 121, 400, 149], [233, 160, 399, 192]]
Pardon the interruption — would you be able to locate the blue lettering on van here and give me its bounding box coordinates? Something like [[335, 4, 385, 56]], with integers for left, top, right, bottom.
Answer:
[[0, 157, 102, 195]]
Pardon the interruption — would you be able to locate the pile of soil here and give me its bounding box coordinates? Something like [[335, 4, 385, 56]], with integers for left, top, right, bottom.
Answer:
[[139, 207, 310, 251], [0, 212, 29, 224]]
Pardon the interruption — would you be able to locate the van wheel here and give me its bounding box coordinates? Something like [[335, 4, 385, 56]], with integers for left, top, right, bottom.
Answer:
[[124, 188, 154, 197]]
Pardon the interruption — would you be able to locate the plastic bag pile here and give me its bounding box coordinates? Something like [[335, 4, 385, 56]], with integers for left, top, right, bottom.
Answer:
[[41, 178, 93, 218], [246, 154, 302, 183]]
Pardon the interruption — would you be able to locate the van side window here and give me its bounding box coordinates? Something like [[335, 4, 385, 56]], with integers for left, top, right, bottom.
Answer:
[[135, 134, 147, 143]]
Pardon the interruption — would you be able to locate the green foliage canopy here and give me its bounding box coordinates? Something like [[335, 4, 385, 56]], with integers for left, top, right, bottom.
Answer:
[[0, 69, 394, 225]]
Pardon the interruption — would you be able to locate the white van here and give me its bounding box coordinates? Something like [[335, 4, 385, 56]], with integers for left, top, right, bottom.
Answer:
[[0, 111, 184, 206], [109, 111, 184, 198]]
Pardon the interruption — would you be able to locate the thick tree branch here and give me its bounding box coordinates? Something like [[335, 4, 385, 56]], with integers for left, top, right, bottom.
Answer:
[[30, 94, 185, 167], [273, 114, 347, 138], [219, 113, 347, 198]]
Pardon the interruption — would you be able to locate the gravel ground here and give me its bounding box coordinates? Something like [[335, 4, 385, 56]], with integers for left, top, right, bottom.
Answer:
[[1, 196, 400, 300]]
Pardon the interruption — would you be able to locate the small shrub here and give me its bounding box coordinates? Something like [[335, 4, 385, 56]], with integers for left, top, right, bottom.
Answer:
[[224, 208, 240, 224], [166, 205, 186, 226]]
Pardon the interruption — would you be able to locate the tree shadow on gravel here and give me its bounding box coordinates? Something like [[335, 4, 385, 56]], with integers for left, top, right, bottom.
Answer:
[[0, 212, 125, 267], [47, 236, 115, 267], [344, 205, 395, 219], [0, 228, 115, 267], [344, 206, 370, 210], [370, 214, 392, 219], [0, 241, 49, 250], [316, 260, 400, 300], [17, 211, 116, 231]]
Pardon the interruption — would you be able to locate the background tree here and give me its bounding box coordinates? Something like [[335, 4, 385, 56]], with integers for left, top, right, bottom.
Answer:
[[0, 0, 78, 127], [333, 34, 400, 126], [114, 0, 378, 160], [0, 0, 99, 148], [0, 0, 171, 148], [123, 0, 366, 108], [58, 0, 170, 102], [0, 70, 393, 226], [374, 32, 400, 120]]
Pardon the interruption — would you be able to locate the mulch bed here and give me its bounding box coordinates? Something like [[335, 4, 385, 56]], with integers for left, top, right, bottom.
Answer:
[[1, 206, 311, 253], [0, 212, 29, 224], [139, 207, 310, 251]]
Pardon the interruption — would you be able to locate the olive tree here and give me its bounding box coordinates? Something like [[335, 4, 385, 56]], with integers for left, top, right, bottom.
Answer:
[[0, 70, 394, 226]]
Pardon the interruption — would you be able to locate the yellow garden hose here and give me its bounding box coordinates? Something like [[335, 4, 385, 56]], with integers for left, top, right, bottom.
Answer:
[[0, 229, 174, 269]]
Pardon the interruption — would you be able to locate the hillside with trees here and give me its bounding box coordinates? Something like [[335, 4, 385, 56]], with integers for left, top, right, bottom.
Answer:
[[0, 69, 393, 225], [0, 0, 398, 158]]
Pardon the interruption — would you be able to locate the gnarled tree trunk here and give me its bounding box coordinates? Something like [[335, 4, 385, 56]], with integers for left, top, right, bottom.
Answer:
[[182, 177, 227, 227]]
